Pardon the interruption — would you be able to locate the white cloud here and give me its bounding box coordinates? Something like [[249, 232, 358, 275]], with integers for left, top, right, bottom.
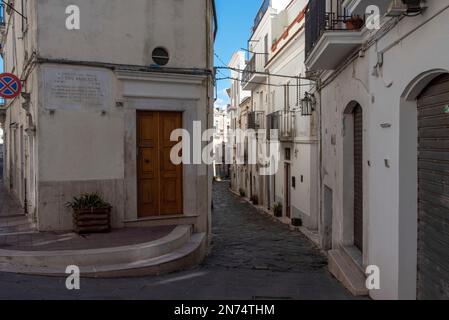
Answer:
[[214, 97, 227, 110]]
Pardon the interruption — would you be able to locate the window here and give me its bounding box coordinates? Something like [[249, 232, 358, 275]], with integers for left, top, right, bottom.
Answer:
[[285, 148, 291, 161], [264, 34, 269, 65], [152, 47, 169, 66]]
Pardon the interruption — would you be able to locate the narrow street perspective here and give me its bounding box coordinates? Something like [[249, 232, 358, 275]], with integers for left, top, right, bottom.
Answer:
[[0, 0, 448, 306], [0, 181, 353, 300]]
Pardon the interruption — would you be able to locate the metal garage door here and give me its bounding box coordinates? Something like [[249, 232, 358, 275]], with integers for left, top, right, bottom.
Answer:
[[354, 104, 364, 252], [417, 73, 449, 300]]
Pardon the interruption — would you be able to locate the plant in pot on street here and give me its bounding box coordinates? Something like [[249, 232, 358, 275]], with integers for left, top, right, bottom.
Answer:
[[250, 195, 259, 205], [273, 202, 283, 218], [66, 193, 112, 234]]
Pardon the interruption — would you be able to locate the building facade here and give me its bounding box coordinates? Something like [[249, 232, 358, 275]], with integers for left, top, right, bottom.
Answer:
[[227, 51, 251, 194], [213, 106, 231, 179], [0, 0, 216, 250], [233, 0, 320, 231], [305, 0, 449, 299]]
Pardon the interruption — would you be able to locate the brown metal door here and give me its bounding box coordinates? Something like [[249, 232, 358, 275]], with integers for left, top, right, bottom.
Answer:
[[285, 163, 291, 218], [417, 74, 449, 300], [353, 105, 363, 252], [137, 111, 183, 218]]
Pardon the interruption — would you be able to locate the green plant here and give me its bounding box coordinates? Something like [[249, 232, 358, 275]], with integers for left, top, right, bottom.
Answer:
[[66, 193, 111, 210], [239, 188, 246, 197], [273, 202, 283, 217]]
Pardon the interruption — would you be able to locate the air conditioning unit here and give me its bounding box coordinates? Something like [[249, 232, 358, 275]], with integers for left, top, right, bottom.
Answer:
[[387, 0, 426, 16], [386, 0, 408, 16]]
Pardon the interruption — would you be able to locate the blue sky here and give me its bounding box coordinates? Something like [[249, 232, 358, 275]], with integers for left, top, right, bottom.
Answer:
[[214, 0, 262, 110]]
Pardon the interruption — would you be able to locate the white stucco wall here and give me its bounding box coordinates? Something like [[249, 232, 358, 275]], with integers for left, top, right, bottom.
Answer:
[[320, 2, 449, 300], [36, 0, 208, 69]]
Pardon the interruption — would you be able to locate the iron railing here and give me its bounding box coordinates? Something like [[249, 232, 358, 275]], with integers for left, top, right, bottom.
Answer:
[[267, 110, 296, 141], [252, 0, 270, 36], [305, 0, 365, 60], [242, 56, 255, 87], [247, 111, 265, 130]]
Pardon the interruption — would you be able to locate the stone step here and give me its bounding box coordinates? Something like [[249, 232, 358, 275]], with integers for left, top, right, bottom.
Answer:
[[0, 232, 206, 278], [0, 225, 192, 269], [328, 249, 369, 297]]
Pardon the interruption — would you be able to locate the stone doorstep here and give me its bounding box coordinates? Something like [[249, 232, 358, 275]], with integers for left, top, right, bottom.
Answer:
[[328, 249, 369, 297], [0, 225, 194, 271], [0, 232, 207, 278], [229, 188, 321, 249]]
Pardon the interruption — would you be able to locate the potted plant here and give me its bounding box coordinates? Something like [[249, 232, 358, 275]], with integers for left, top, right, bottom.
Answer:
[[291, 218, 303, 227], [345, 15, 364, 30], [66, 193, 112, 234], [250, 195, 259, 205], [239, 188, 246, 197], [273, 202, 283, 218]]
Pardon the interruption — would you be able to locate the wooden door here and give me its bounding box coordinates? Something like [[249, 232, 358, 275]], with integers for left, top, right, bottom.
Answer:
[[353, 104, 364, 252], [137, 111, 183, 218], [417, 74, 449, 299]]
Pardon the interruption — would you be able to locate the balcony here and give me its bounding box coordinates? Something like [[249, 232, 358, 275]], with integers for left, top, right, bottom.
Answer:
[[247, 111, 265, 130], [242, 55, 268, 91], [251, 0, 270, 36], [305, 0, 364, 71], [267, 110, 296, 142]]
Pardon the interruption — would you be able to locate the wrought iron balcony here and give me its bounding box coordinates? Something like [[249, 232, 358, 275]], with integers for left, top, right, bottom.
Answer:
[[305, 0, 365, 71], [267, 110, 296, 142], [252, 0, 270, 36], [242, 55, 268, 91], [247, 111, 265, 130]]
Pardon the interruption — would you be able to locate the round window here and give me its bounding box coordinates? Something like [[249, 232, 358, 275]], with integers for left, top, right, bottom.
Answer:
[[152, 47, 169, 66]]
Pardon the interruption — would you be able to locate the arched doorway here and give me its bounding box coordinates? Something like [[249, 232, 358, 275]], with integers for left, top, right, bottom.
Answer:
[[343, 102, 364, 253], [417, 73, 449, 299]]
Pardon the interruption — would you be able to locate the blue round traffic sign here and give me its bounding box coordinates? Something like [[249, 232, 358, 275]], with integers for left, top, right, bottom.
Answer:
[[0, 73, 22, 99]]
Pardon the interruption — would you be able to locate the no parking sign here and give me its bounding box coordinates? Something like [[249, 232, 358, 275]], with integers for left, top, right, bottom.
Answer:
[[0, 73, 22, 99]]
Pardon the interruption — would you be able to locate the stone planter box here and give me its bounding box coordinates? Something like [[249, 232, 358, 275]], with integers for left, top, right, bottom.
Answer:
[[73, 208, 112, 234]]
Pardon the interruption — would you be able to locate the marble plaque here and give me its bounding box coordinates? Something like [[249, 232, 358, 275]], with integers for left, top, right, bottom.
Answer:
[[43, 66, 112, 110]]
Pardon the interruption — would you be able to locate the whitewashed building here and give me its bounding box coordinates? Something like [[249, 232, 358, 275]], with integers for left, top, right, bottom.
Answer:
[[0, 0, 217, 254], [228, 51, 251, 194], [305, 0, 449, 299], [237, 0, 320, 231]]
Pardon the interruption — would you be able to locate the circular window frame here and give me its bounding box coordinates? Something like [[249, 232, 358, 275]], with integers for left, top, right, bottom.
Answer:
[[152, 47, 170, 66]]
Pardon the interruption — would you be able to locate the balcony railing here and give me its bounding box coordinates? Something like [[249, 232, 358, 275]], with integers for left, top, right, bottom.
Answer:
[[242, 56, 256, 88], [242, 55, 268, 90], [267, 110, 296, 141], [247, 111, 265, 130], [252, 0, 270, 36], [305, 0, 365, 60]]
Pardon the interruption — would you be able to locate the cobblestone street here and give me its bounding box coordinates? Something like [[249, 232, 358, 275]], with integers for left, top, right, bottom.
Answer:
[[0, 182, 354, 300]]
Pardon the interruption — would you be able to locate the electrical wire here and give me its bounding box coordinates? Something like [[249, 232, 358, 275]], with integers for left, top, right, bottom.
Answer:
[[216, 76, 313, 88], [1, 0, 27, 20], [216, 66, 313, 81]]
